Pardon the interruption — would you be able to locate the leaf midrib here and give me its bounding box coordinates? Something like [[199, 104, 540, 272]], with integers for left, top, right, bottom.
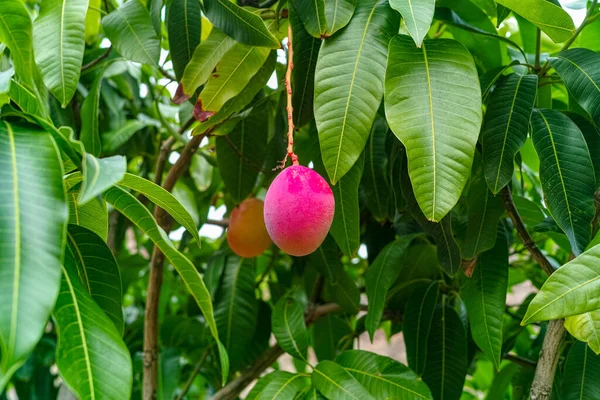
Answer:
[[216, 0, 277, 45], [283, 301, 305, 360], [313, 367, 362, 400], [422, 42, 437, 220], [344, 367, 429, 399]]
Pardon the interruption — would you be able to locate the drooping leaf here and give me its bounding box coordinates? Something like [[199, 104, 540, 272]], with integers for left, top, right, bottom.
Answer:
[[101, 120, 148, 153], [315, 0, 399, 184], [312, 360, 375, 400], [494, 0, 575, 43], [203, 0, 280, 48], [362, 116, 391, 222], [461, 229, 508, 370], [290, 3, 320, 128], [180, 28, 235, 98], [53, 246, 132, 399], [422, 305, 467, 400], [198, 44, 270, 114], [247, 371, 309, 400], [118, 173, 200, 243], [337, 350, 433, 399], [215, 106, 267, 203], [0, 122, 68, 390], [290, 0, 327, 38], [324, 0, 356, 36], [522, 244, 600, 324], [530, 108, 596, 255], [550, 49, 600, 128], [462, 158, 504, 259], [66, 184, 108, 241], [80, 63, 110, 157], [0, 0, 36, 88], [330, 153, 364, 256], [481, 74, 538, 194], [311, 236, 360, 313], [102, 0, 160, 65], [66, 224, 123, 334], [33, 0, 88, 106], [389, 0, 434, 47], [167, 0, 202, 81], [213, 255, 257, 370], [560, 341, 600, 399], [565, 310, 600, 354], [272, 296, 308, 361], [103, 186, 229, 383], [385, 35, 482, 221], [312, 315, 353, 361], [365, 235, 419, 340], [79, 154, 126, 205], [403, 281, 439, 376]]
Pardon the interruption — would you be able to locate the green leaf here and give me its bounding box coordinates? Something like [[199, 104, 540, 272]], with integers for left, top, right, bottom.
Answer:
[[215, 106, 267, 203], [461, 229, 508, 370], [422, 305, 467, 400], [180, 28, 235, 98], [301, 388, 327, 400], [80, 63, 110, 157], [33, 0, 88, 106], [385, 35, 482, 222], [54, 245, 131, 399], [8, 79, 48, 119], [312, 315, 353, 361], [247, 371, 309, 400], [66, 224, 123, 334], [84, 0, 102, 44], [494, 0, 575, 43], [560, 341, 600, 399], [315, 0, 399, 184], [0, 122, 68, 389], [118, 173, 200, 243], [365, 235, 419, 340], [102, 186, 229, 383], [389, 0, 434, 47], [213, 255, 257, 370], [362, 116, 391, 222], [167, 0, 202, 81], [403, 281, 439, 376], [330, 153, 364, 256], [311, 236, 360, 312], [203, 0, 280, 48], [550, 49, 600, 128], [272, 296, 308, 361], [530, 108, 596, 255], [79, 154, 127, 205], [0, 0, 36, 88], [324, 0, 356, 36], [569, 113, 600, 186], [101, 120, 148, 153], [312, 360, 375, 400], [337, 350, 433, 399], [565, 310, 600, 354], [481, 74, 538, 194], [102, 0, 160, 65], [198, 44, 271, 114], [290, 3, 320, 128], [67, 184, 108, 241], [290, 0, 326, 38], [522, 244, 600, 324], [400, 167, 462, 276], [462, 158, 504, 259]]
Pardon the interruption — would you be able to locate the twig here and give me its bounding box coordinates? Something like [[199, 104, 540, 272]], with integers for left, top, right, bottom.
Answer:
[[504, 353, 537, 369], [500, 187, 555, 276], [81, 46, 112, 73], [158, 64, 177, 82], [175, 348, 211, 400], [275, 24, 299, 170], [256, 248, 279, 287], [206, 218, 229, 228]]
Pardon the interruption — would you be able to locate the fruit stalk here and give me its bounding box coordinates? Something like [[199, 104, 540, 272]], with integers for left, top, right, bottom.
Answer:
[[284, 23, 299, 167]]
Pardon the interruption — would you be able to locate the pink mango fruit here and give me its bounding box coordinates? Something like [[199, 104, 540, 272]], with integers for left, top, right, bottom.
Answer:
[[264, 165, 334, 256]]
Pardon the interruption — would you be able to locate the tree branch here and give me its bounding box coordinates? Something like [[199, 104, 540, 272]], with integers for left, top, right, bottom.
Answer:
[[504, 353, 537, 370], [175, 348, 211, 400], [81, 46, 112, 73]]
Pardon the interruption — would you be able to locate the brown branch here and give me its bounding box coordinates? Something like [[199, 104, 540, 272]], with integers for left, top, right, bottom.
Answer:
[[504, 353, 537, 370], [142, 121, 209, 399], [205, 218, 229, 228], [212, 303, 342, 400], [81, 46, 112, 73], [500, 187, 555, 276], [158, 64, 177, 82], [175, 348, 211, 400]]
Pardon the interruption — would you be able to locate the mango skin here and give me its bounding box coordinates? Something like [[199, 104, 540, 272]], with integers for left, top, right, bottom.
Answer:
[[264, 165, 334, 256], [227, 198, 272, 258]]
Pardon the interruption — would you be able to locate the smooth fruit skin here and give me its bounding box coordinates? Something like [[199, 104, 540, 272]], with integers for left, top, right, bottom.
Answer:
[[264, 165, 334, 256], [227, 198, 272, 258]]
